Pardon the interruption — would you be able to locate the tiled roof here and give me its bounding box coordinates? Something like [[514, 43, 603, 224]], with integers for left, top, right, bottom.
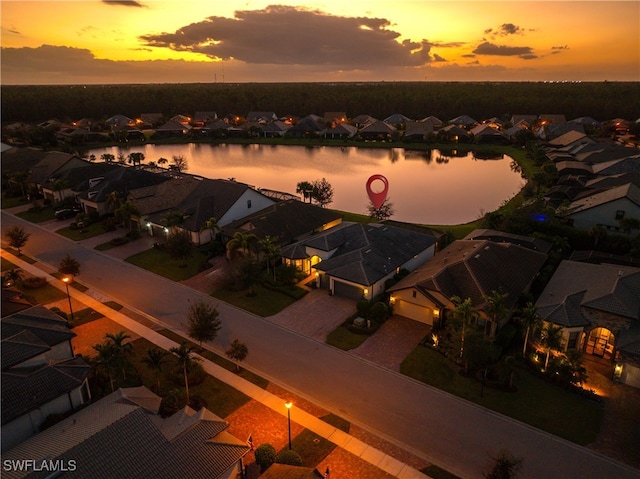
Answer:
[[2, 306, 75, 348], [567, 183, 640, 215], [535, 260, 640, 327], [223, 200, 342, 245], [463, 228, 553, 254], [289, 222, 437, 286], [389, 240, 547, 311], [1, 330, 51, 370], [77, 166, 169, 202], [537, 291, 590, 327], [3, 388, 249, 479], [2, 357, 90, 425]]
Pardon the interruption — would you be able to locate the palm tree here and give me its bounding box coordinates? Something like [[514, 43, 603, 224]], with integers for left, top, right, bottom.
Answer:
[[296, 181, 314, 203], [483, 290, 509, 338], [199, 216, 220, 243], [157, 157, 169, 167], [10, 170, 29, 197], [100, 153, 115, 163], [451, 296, 476, 363], [142, 347, 169, 393], [169, 341, 202, 404], [226, 231, 258, 261], [2, 268, 24, 287], [541, 323, 564, 370], [105, 191, 123, 215], [114, 201, 140, 231], [518, 302, 542, 358], [163, 210, 185, 234], [259, 235, 280, 280], [105, 331, 133, 381], [92, 341, 118, 392], [127, 152, 145, 167]]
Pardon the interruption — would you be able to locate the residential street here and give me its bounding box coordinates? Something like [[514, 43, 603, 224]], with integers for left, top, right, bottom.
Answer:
[[2, 212, 639, 479]]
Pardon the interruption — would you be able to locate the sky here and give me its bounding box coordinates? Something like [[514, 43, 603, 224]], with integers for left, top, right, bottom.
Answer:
[[1, 0, 639, 84]]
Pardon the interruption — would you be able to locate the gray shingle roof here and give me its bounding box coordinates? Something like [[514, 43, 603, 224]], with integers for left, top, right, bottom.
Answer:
[[3, 388, 249, 479]]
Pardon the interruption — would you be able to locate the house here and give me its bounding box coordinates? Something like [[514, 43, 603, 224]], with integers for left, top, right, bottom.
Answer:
[[463, 229, 552, 254], [247, 111, 278, 123], [139, 112, 164, 128], [448, 115, 478, 129], [142, 177, 276, 245], [26, 151, 86, 193], [437, 125, 471, 143], [75, 166, 169, 216], [323, 111, 347, 127], [105, 114, 134, 130], [419, 116, 443, 130], [591, 155, 640, 177], [547, 131, 595, 149], [281, 222, 438, 300], [404, 121, 433, 142], [222, 199, 343, 246], [469, 124, 507, 144], [387, 240, 547, 335], [324, 122, 357, 139], [358, 120, 397, 141], [1, 386, 250, 478], [1, 306, 91, 452], [351, 114, 377, 129], [261, 120, 292, 138], [383, 113, 412, 126], [286, 115, 325, 138], [112, 124, 145, 142], [154, 119, 192, 138], [563, 183, 640, 231], [41, 161, 120, 205], [191, 111, 217, 127], [510, 114, 538, 128], [534, 260, 640, 388]]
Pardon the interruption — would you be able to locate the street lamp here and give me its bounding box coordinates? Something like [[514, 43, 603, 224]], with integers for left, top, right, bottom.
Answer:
[[285, 401, 292, 450], [62, 276, 75, 322]]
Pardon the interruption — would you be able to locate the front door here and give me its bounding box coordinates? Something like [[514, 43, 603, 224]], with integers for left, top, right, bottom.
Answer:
[[586, 327, 615, 358]]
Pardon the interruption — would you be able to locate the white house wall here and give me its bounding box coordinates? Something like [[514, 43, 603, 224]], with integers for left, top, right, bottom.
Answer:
[[569, 198, 640, 231], [218, 190, 275, 226], [391, 288, 438, 325], [619, 363, 640, 388]]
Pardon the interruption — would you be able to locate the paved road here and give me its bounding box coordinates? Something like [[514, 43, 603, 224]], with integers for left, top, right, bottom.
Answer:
[[3, 212, 639, 479]]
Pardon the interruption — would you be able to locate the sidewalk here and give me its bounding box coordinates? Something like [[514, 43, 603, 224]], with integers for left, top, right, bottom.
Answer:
[[2, 249, 430, 479]]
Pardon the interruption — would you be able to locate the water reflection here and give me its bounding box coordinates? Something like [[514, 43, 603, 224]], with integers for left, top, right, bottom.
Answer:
[[87, 144, 523, 225]]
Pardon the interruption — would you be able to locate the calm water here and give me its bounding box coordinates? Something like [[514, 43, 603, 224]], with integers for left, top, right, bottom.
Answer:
[[87, 144, 524, 225]]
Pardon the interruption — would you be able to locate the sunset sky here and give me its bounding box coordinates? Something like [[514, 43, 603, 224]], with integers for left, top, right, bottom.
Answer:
[[1, 1, 639, 84]]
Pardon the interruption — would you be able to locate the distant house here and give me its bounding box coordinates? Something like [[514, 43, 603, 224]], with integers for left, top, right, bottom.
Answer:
[[26, 151, 86, 194], [281, 222, 438, 300], [463, 229, 552, 254], [139, 113, 164, 128], [41, 161, 120, 204], [469, 124, 507, 144], [1, 306, 90, 452], [534, 260, 640, 388], [510, 115, 538, 128], [192, 111, 217, 127], [286, 115, 325, 138], [388, 240, 547, 335], [222, 199, 343, 246], [260, 120, 291, 138], [437, 125, 471, 143], [419, 116, 443, 130], [404, 121, 433, 142], [547, 131, 595, 149], [384, 113, 412, 126], [351, 114, 377, 129], [154, 119, 192, 138], [448, 115, 478, 129], [247, 111, 278, 123], [563, 183, 640, 232], [324, 122, 357, 139], [105, 114, 134, 130], [323, 111, 347, 127], [358, 120, 397, 141], [1, 386, 250, 477]]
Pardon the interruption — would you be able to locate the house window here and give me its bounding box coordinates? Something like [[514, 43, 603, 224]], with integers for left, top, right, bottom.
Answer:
[[615, 210, 625, 220], [247, 200, 252, 209], [567, 331, 580, 350], [412, 290, 417, 298]]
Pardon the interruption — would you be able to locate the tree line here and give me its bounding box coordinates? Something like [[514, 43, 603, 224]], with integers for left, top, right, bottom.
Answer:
[[2, 82, 639, 124]]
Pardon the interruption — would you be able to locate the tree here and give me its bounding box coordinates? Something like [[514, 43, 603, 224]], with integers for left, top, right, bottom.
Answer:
[[127, 152, 145, 167], [541, 323, 564, 369], [226, 231, 258, 260], [226, 339, 248, 372], [187, 300, 221, 347], [170, 155, 188, 172], [169, 341, 201, 404], [92, 341, 118, 393], [105, 191, 123, 214], [2, 268, 24, 287], [5, 225, 30, 255], [114, 201, 140, 231], [166, 230, 193, 267], [311, 178, 334, 207], [483, 290, 509, 338], [58, 254, 80, 276], [517, 302, 542, 358], [296, 181, 314, 203], [157, 157, 169, 167], [484, 450, 523, 479], [235, 258, 262, 296], [105, 331, 134, 381], [254, 443, 276, 472], [142, 347, 169, 393], [259, 235, 280, 280], [100, 153, 115, 163], [620, 217, 640, 235], [367, 198, 395, 221], [276, 449, 303, 466], [450, 296, 476, 363], [10, 170, 29, 197], [163, 210, 185, 234], [199, 216, 221, 242]]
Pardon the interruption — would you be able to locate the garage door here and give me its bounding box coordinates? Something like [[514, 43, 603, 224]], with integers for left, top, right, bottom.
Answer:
[[394, 300, 432, 325], [333, 280, 364, 300]]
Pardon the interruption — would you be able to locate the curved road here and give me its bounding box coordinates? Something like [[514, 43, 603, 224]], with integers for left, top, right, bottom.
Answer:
[[2, 212, 638, 479]]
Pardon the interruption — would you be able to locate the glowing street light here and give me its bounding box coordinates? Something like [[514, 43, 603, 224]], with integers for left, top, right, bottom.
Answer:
[[285, 401, 293, 450], [62, 276, 75, 322]]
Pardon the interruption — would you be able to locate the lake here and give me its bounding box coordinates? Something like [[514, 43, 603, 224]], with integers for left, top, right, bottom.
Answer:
[[87, 144, 524, 225]]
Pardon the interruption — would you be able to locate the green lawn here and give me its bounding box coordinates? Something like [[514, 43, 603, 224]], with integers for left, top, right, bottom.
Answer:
[[1, 194, 29, 209], [16, 205, 56, 223], [211, 283, 301, 317], [125, 247, 209, 281], [287, 414, 350, 467], [18, 282, 67, 305], [325, 325, 370, 351], [55, 222, 108, 241], [401, 346, 603, 445]]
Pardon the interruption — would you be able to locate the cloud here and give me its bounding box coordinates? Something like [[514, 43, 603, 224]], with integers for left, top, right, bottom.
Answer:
[[499, 23, 522, 36], [551, 45, 569, 54], [472, 41, 534, 58], [102, 0, 144, 6], [139, 5, 441, 68]]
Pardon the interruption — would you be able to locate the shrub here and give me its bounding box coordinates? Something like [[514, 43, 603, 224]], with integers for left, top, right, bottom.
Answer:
[[356, 298, 371, 317], [109, 236, 130, 246], [22, 276, 47, 289], [254, 443, 276, 472], [276, 449, 303, 467], [368, 302, 390, 323]]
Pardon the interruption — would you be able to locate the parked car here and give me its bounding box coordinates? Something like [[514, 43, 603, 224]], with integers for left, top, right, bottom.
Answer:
[[54, 208, 79, 220]]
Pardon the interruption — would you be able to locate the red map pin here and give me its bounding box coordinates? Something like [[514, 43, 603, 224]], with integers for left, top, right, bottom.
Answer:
[[366, 174, 389, 209]]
